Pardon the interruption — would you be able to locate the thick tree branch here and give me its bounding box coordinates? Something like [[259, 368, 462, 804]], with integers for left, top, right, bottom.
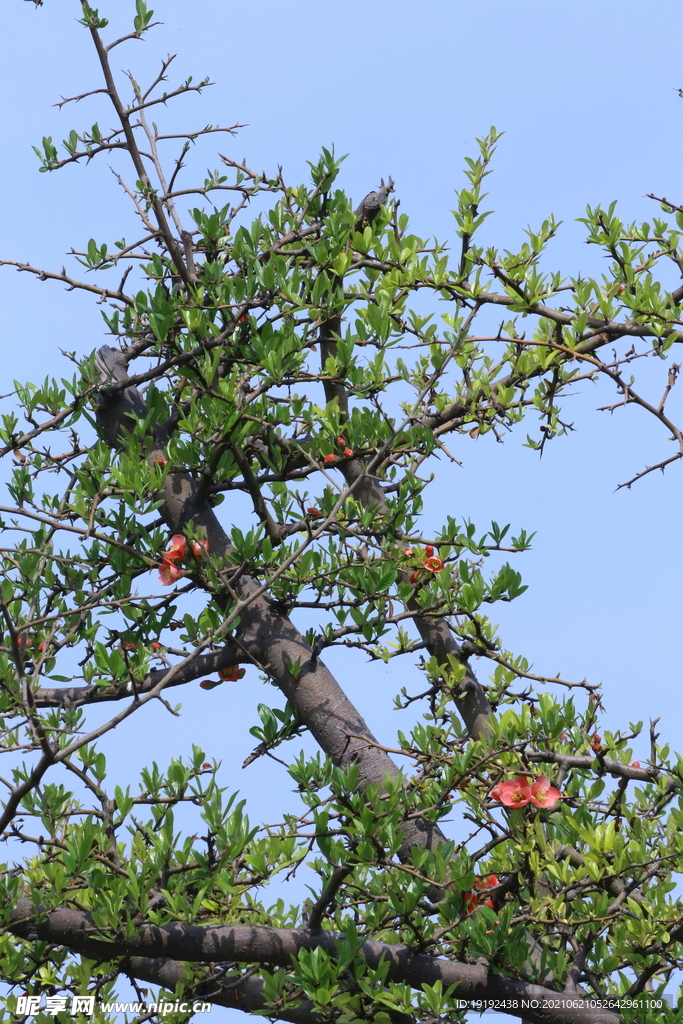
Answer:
[[93, 344, 442, 855], [9, 901, 620, 1024]]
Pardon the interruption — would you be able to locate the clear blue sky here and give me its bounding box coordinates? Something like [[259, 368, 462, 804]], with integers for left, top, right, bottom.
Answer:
[[1, 2, 682, 1020]]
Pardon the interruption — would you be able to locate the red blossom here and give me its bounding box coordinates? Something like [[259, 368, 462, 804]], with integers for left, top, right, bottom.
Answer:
[[121, 641, 137, 651], [492, 775, 532, 808], [408, 571, 420, 584], [151, 642, 163, 650], [529, 775, 562, 809], [424, 545, 434, 557], [165, 534, 187, 561], [342, 448, 354, 457], [632, 761, 640, 768], [307, 507, 323, 518], [424, 555, 445, 573], [158, 560, 184, 586], [219, 665, 246, 682], [191, 538, 210, 560], [156, 455, 168, 466], [404, 546, 413, 557], [336, 437, 346, 447], [464, 891, 479, 913], [465, 874, 499, 914], [491, 774, 562, 810], [323, 454, 338, 466]]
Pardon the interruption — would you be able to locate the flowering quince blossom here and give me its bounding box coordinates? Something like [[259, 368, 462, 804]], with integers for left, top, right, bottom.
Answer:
[[158, 559, 185, 586], [632, 761, 640, 768], [165, 534, 187, 561], [307, 507, 323, 518], [491, 774, 561, 809], [404, 546, 413, 557], [408, 571, 420, 584], [424, 555, 445, 573], [491, 775, 532, 808], [424, 544, 434, 557], [342, 447, 354, 457], [464, 874, 499, 913], [336, 437, 346, 447], [323, 454, 337, 466], [218, 665, 245, 682], [529, 775, 562, 809]]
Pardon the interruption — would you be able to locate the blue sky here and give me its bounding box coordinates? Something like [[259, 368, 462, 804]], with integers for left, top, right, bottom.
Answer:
[[1, 1, 682, 1020]]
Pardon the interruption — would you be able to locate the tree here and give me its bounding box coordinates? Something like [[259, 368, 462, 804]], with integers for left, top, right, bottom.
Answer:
[[1, 4, 682, 1023]]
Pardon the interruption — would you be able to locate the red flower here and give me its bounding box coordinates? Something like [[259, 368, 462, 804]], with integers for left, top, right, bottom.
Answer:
[[165, 534, 187, 561], [156, 455, 168, 466], [307, 507, 323, 518], [464, 890, 479, 914], [465, 874, 499, 914], [424, 544, 434, 557], [200, 678, 223, 690], [408, 571, 420, 584], [151, 641, 163, 650], [631, 761, 640, 768], [158, 559, 184, 586], [336, 437, 347, 447], [404, 546, 413, 557], [342, 448, 354, 457], [529, 775, 562, 809], [121, 641, 137, 651], [492, 775, 532, 808], [192, 538, 210, 560], [323, 454, 338, 466], [424, 556, 445, 573], [218, 665, 245, 682]]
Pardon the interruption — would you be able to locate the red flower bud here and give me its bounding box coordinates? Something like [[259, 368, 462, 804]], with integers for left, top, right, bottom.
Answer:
[[631, 761, 640, 768], [191, 538, 210, 560], [342, 448, 354, 457], [323, 454, 337, 466], [307, 507, 323, 518], [408, 571, 420, 584], [404, 546, 413, 557], [151, 642, 163, 650], [336, 437, 346, 447], [156, 455, 168, 466], [424, 545, 434, 557]]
